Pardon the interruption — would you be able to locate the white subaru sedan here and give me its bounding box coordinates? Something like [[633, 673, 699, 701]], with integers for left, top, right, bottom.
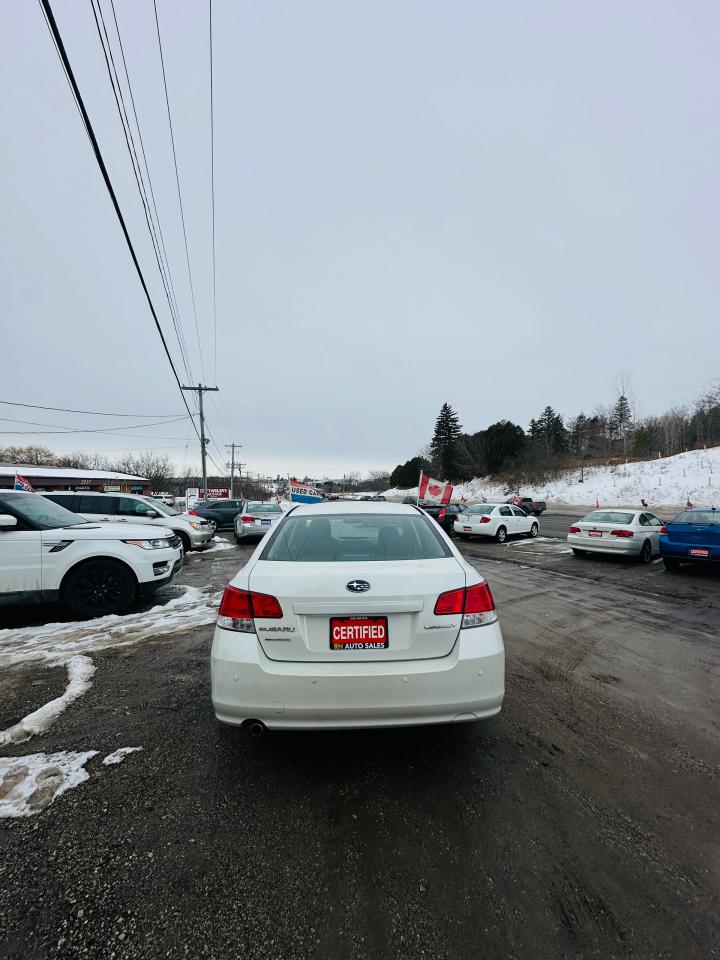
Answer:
[[211, 502, 505, 732], [454, 503, 539, 542]]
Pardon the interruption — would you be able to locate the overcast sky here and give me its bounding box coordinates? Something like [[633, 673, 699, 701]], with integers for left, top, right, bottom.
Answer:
[[2, 1, 718, 479]]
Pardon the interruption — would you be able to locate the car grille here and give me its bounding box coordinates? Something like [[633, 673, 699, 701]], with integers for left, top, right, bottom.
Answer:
[[168, 535, 182, 550]]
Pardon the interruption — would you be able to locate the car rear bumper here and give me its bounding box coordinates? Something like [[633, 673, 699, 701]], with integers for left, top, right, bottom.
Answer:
[[660, 541, 719, 562], [567, 534, 640, 555], [453, 521, 495, 537], [235, 523, 275, 539], [211, 622, 505, 730]]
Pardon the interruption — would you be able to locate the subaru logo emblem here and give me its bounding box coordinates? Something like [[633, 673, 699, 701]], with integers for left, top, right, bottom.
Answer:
[[346, 580, 371, 593]]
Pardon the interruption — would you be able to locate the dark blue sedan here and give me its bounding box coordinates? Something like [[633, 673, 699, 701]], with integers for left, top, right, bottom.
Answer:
[[660, 507, 720, 570]]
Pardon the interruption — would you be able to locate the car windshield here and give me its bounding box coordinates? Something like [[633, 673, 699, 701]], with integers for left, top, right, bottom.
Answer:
[[1, 492, 86, 530], [246, 502, 282, 514], [262, 513, 451, 562], [672, 510, 720, 525], [582, 511, 635, 524], [143, 497, 178, 516], [465, 504, 494, 515]]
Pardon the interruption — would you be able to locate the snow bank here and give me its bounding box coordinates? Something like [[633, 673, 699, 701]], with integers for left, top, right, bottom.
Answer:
[[0, 655, 95, 747], [102, 746, 143, 766], [0, 585, 221, 670], [385, 447, 720, 509], [0, 751, 98, 818]]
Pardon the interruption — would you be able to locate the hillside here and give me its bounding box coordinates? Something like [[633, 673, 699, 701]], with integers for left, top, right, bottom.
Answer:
[[385, 446, 720, 509]]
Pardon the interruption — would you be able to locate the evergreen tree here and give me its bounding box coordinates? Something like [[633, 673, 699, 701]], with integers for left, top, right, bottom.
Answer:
[[389, 456, 429, 488], [613, 395, 632, 454], [430, 403, 463, 480]]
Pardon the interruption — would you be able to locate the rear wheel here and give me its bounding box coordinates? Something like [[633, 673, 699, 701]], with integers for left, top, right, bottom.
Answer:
[[571, 548, 586, 558], [63, 560, 136, 619], [663, 557, 681, 571], [528, 523, 539, 538], [495, 526, 507, 543], [639, 539, 653, 564]]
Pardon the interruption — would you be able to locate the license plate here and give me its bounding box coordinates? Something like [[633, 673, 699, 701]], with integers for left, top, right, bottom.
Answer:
[[588, 530, 603, 537], [689, 547, 710, 557], [464, 526, 472, 532], [261, 519, 271, 526], [330, 616, 388, 650]]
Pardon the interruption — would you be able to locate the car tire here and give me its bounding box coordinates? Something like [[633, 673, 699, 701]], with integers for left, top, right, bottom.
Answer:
[[528, 523, 539, 538], [63, 559, 136, 619], [176, 531, 191, 553], [571, 548, 586, 558], [639, 539, 653, 564], [663, 557, 681, 571], [495, 526, 507, 543]]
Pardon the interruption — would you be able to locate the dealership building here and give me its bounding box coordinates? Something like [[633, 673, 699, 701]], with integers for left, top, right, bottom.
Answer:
[[0, 465, 151, 494]]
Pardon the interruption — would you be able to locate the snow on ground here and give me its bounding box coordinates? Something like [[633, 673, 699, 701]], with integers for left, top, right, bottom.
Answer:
[[0, 655, 95, 747], [385, 446, 720, 508], [0, 750, 98, 818], [102, 747, 143, 766], [201, 537, 235, 553], [0, 585, 221, 670]]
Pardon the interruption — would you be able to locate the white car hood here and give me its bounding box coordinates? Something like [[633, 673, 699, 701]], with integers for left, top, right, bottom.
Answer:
[[53, 523, 175, 542]]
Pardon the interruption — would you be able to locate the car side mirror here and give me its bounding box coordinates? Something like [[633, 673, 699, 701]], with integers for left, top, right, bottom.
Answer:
[[0, 515, 18, 529]]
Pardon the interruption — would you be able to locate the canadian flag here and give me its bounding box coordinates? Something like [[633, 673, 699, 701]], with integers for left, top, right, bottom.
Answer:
[[418, 471, 454, 505]]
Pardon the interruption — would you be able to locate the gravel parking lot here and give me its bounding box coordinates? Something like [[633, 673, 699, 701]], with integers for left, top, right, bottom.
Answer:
[[1, 534, 718, 959]]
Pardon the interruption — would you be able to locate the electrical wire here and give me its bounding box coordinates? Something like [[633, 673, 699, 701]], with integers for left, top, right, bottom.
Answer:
[[91, 0, 194, 387], [0, 415, 189, 434], [153, 0, 206, 382], [37, 0, 201, 446], [0, 399, 184, 417]]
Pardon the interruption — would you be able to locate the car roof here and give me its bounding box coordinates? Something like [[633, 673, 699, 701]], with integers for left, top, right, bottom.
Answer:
[[290, 501, 417, 517]]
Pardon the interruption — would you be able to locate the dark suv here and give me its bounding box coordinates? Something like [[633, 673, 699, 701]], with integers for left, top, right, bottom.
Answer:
[[188, 499, 244, 530], [418, 501, 466, 536]]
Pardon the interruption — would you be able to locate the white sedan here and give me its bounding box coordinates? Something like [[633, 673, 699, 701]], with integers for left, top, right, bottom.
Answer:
[[211, 502, 505, 733], [454, 503, 539, 543], [567, 509, 664, 562]]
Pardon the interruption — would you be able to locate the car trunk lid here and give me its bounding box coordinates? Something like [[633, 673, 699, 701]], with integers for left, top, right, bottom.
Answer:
[[249, 557, 466, 662]]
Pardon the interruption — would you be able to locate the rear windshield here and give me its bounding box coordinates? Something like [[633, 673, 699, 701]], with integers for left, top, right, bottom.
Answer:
[[582, 511, 635, 524], [465, 504, 494, 515], [246, 502, 282, 514], [672, 510, 720, 525], [262, 513, 452, 562]]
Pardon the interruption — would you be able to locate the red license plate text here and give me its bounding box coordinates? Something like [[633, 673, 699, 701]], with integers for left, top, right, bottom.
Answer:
[[689, 548, 710, 557], [330, 616, 388, 650], [588, 530, 602, 537]]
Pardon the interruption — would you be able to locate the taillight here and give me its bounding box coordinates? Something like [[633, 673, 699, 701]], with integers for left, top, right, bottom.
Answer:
[[217, 585, 283, 632], [434, 587, 464, 615], [438, 508, 446, 520], [568, 526, 581, 534], [188, 509, 198, 516], [240, 515, 254, 524], [610, 529, 634, 538], [659, 526, 667, 535], [434, 582, 497, 627], [479, 516, 491, 524]]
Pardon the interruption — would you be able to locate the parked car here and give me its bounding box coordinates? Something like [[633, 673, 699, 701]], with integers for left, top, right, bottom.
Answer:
[[189, 499, 244, 531], [402, 495, 418, 505], [419, 501, 466, 536], [43, 491, 213, 553], [211, 501, 505, 732], [455, 503, 539, 542], [151, 492, 175, 507], [234, 500, 284, 543], [506, 496, 547, 516], [567, 509, 663, 562], [0, 491, 183, 617], [660, 507, 719, 570]]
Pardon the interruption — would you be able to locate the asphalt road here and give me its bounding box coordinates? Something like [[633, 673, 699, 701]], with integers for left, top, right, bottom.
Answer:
[[1, 538, 718, 959]]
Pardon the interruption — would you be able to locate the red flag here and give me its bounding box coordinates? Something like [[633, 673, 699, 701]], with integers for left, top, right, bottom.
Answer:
[[418, 472, 454, 504]]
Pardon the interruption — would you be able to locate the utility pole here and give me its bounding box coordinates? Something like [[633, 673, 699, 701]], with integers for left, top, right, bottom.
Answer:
[[181, 383, 218, 501], [225, 443, 242, 497]]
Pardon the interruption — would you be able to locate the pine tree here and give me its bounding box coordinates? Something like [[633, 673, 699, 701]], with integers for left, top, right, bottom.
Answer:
[[430, 403, 463, 480], [613, 395, 632, 454]]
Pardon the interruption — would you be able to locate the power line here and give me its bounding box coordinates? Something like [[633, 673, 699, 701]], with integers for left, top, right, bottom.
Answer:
[[37, 0, 201, 445], [209, 0, 217, 381], [0, 399, 184, 418], [91, 0, 194, 387], [153, 0, 206, 382], [0, 415, 189, 435]]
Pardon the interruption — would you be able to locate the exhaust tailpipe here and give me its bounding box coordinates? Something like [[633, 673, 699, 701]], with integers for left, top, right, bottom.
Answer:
[[247, 720, 266, 739]]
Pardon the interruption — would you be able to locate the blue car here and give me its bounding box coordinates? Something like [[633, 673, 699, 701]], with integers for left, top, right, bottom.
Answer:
[[660, 506, 720, 570]]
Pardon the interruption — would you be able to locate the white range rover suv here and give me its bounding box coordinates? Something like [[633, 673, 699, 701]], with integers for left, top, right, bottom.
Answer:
[[0, 491, 183, 618]]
